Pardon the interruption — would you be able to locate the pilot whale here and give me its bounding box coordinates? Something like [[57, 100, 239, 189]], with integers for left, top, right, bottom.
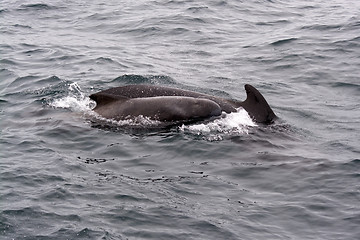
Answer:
[[89, 94, 221, 122], [89, 84, 277, 124]]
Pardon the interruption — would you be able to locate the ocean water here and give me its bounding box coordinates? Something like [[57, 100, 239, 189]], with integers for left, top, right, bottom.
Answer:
[[1, 0, 359, 239]]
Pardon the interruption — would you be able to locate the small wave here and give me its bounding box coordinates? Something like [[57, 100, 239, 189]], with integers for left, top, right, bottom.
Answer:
[[330, 81, 360, 90], [13, 24, 32, 29], [111, 74, 177, 85], [256, 19, 290, 26], [19, 3, 56, 11], [187, 6, 209, 13], [301, 24, 343, 31], [270, 37, 298, 46]]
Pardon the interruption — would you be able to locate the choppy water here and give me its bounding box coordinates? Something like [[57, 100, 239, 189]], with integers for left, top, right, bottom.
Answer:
[[1, 0, 360, 239]]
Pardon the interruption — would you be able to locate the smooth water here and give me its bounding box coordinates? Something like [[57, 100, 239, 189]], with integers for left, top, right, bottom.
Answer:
[[1, 0, 359, 239]]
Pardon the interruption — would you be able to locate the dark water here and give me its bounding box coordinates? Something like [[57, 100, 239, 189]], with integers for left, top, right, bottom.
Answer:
[[1, 0, 360, 239]]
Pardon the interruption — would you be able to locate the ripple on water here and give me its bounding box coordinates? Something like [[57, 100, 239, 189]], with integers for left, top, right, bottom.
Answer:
[[1, 0, 360, 239]]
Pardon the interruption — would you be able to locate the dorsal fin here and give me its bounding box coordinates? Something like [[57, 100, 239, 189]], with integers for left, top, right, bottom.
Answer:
[[241, 84, 277, 123], [89, 93, 129, 108]]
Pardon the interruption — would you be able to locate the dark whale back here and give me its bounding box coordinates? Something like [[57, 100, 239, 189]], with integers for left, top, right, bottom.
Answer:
[[89, 94, 222, 122], [93, 84, 238, 113], [89, 84, 277, 123]]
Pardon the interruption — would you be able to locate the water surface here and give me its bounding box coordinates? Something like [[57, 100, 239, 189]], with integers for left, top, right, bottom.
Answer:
[[1, 0, 359, 239]]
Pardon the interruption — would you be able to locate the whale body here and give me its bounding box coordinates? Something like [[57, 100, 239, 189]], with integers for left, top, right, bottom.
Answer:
[[89, 84, 277, 124], [90, 94, 221, 122]]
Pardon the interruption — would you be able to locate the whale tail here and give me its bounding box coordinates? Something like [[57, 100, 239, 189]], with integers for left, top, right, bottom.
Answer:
[[240, 84, 277, 124]]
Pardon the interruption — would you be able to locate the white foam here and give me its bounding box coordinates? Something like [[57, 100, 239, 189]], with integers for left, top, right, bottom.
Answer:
[[179, 108, 256, 140], [50, 82, 95, 112], [94, 114, 162, 127]]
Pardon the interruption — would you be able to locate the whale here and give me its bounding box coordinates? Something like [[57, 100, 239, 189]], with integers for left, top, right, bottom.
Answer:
[[89, 94, 222, 122], [89, 84, 277, 124]]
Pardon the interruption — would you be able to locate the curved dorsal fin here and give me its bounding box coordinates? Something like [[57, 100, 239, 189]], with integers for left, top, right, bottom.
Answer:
[[241, 84, 277, 123]]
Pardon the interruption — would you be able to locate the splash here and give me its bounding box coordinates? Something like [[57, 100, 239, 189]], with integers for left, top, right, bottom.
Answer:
[[50, 82, 94, 112], [179, 108, 256, 140]]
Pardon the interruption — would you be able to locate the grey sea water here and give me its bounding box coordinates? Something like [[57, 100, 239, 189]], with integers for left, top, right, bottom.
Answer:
[[1, 0, 359, 239]]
